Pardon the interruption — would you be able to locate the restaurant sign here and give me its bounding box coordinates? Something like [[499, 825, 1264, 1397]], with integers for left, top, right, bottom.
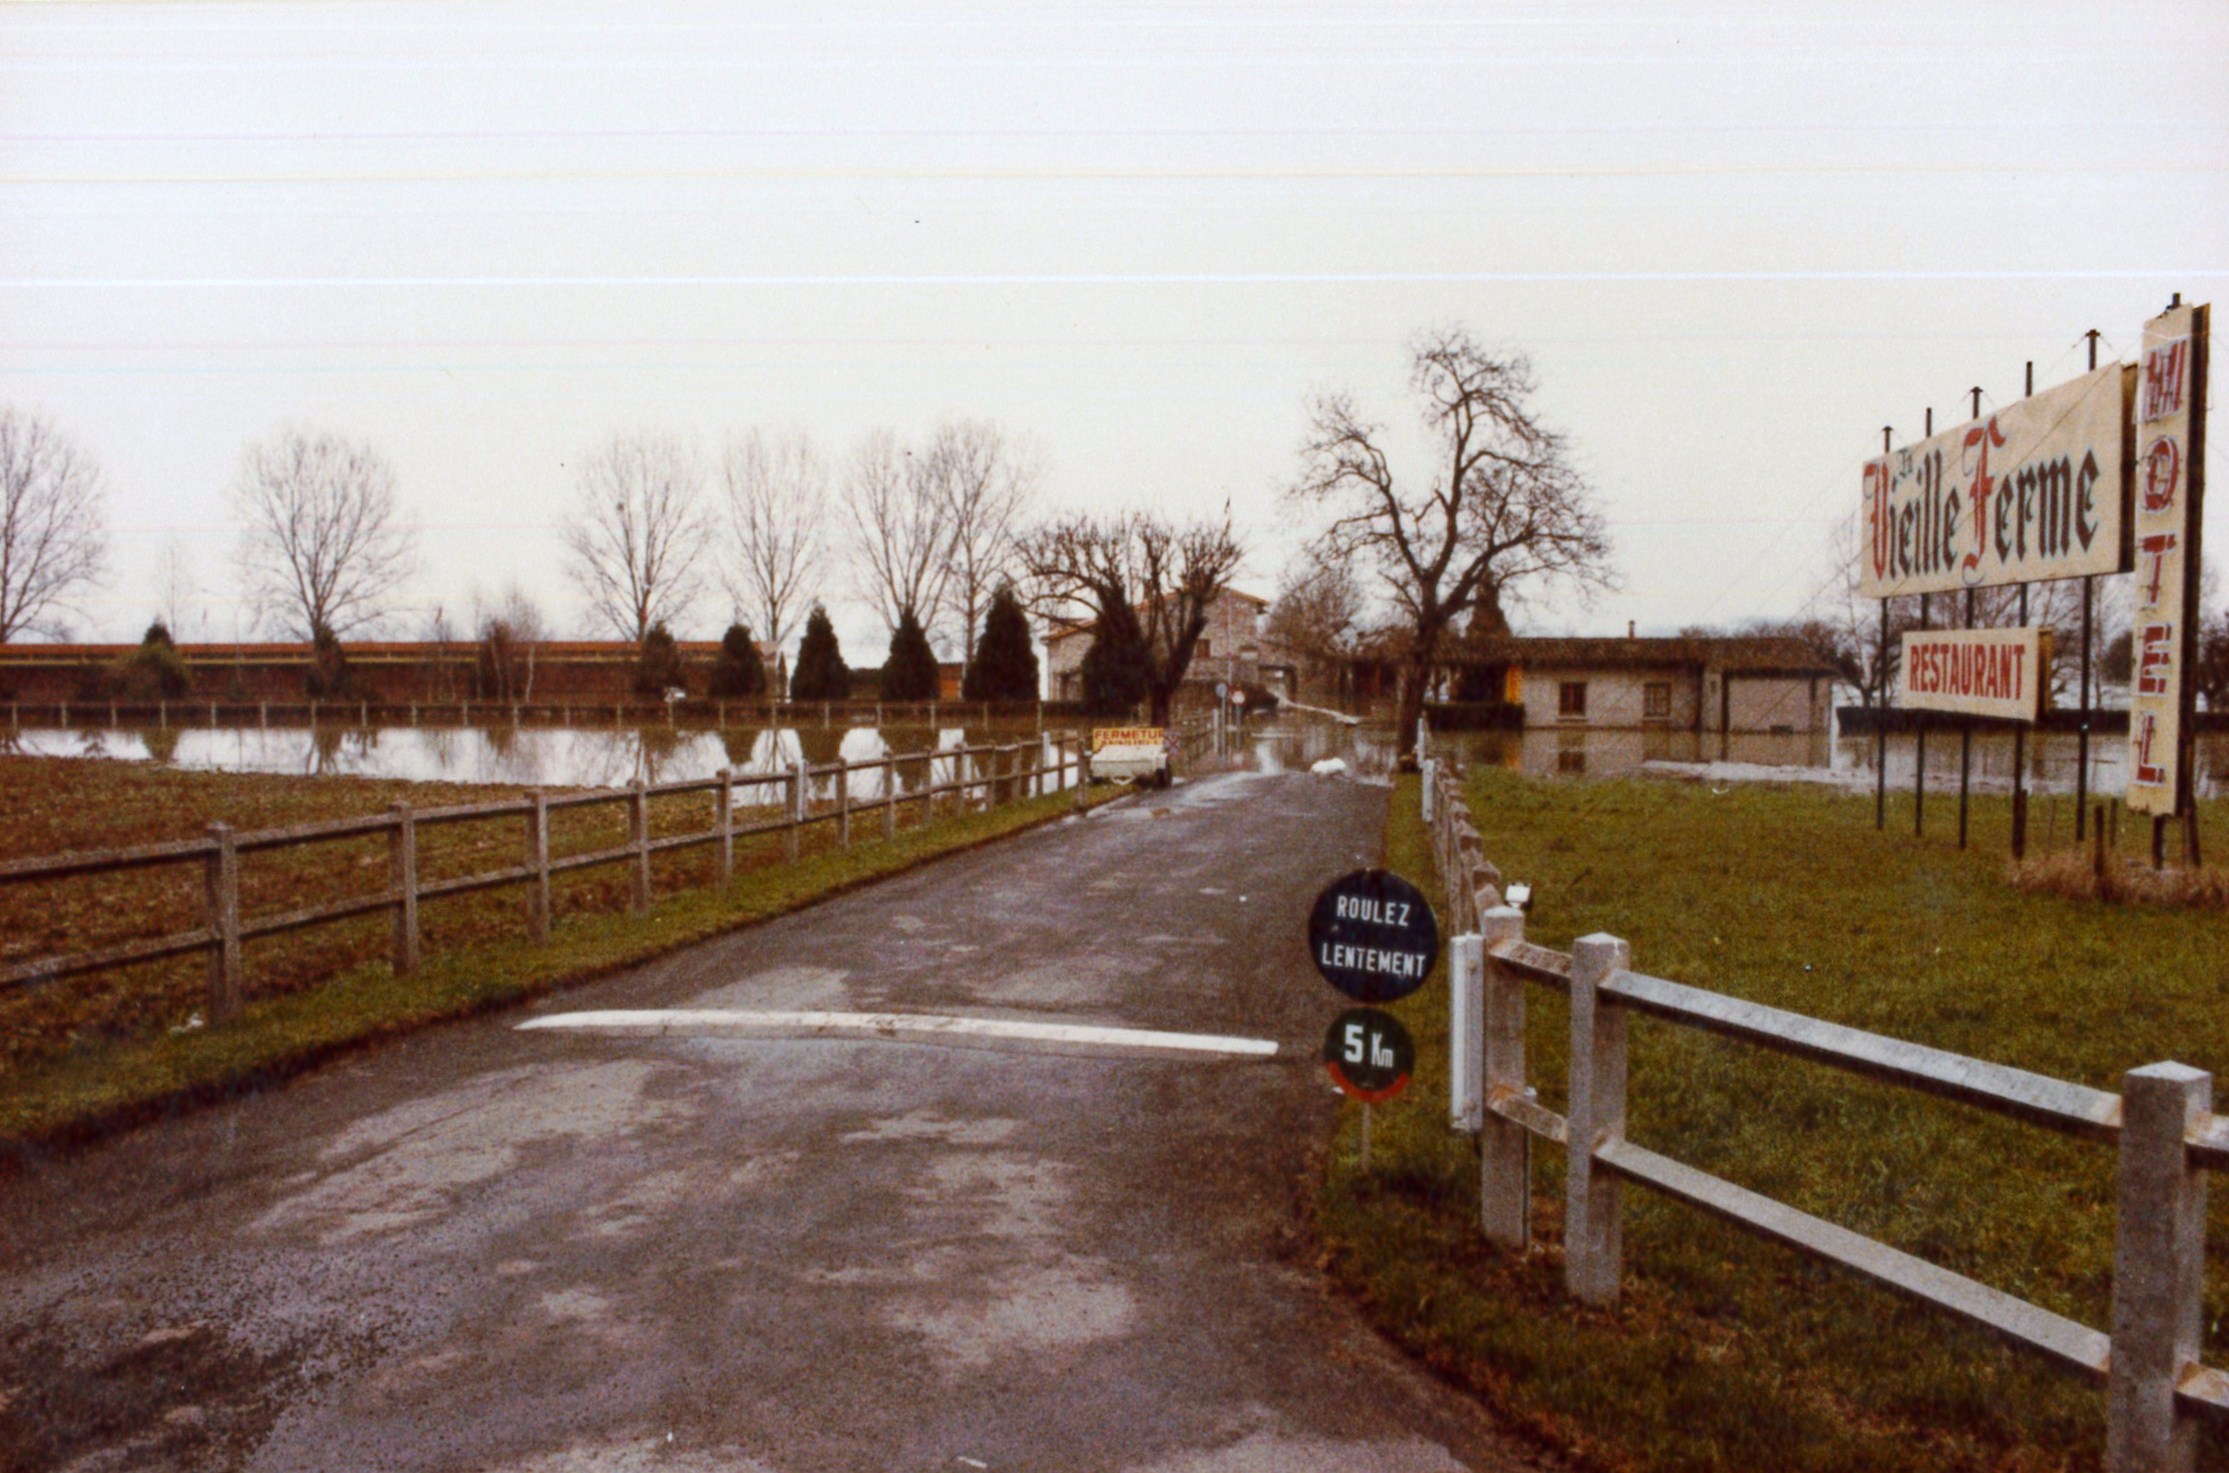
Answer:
[[1898, 626, 2051, 723], [1861, 363, 2132, 598]]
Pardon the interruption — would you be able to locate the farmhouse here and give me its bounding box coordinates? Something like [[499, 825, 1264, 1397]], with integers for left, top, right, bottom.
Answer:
[[1345, 633, 1839, 733], [1044, 589, 1299, 704]]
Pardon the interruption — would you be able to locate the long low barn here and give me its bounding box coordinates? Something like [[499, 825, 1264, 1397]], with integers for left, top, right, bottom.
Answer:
[[1343, 634, 1841, 734]]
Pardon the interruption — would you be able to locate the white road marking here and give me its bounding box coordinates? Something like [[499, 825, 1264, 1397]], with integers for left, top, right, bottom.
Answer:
[[517, 1009, 1280, 1060]]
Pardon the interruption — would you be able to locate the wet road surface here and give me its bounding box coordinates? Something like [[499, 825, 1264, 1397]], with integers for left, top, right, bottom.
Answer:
[[1, 768, 1546, 1472]]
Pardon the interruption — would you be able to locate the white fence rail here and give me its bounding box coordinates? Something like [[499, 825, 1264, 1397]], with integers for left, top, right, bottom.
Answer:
[[1418, 721, 2225, 1472]]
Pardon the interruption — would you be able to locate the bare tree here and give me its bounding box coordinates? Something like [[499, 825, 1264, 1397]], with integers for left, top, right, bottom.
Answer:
[[0, 407, 108, 643], [719, 427, 826, 657], [232, 427, 416, 639], [564, 431, 707, 642], [473, 580, 550, 702], [921, 419, 1039, 671], [1016, 508, 1244, 725], [1266, 551, 1367, 700], [153, 533, 202, 639], [843, 428, 952, 642], [1288, 327, 1613, 760]]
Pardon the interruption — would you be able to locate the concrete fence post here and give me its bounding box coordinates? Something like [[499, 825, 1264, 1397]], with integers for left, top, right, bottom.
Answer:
[[1422, 757, 1436, 824], [1448, 932, 1484, 1136], [2107, 1061, 2213, 1473], [628, 781, 651, 912], [526, 790, 551, 944], [784, 761, 803, 864], [836, 760, 852, 849], [884, 755, 898, 841], [203, 822, 243, 1022], [1478, 905, 1531, 1249], [715, 769, 735, 885], [388, 802, 420, 976], [1566, 932, 1631, 1305], [1076, 745, 1092, 812]]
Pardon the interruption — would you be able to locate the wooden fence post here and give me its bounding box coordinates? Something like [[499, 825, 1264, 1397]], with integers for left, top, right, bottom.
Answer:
[[1448, 931, 1484, 1136], [1566, 932, 1631, 1305], [628, 781, 650, 912], [836, 760, 851, 849], [784, 761, 802, 864], [2107, 1061, 2212, 1473], [388, 802, 420, 976], [203, 822, 242, 1022], [715, 769, 734, 885], [526, 790, 551, 944], [1478, 906, 1530, 1250], [884, 755, 898, 841]]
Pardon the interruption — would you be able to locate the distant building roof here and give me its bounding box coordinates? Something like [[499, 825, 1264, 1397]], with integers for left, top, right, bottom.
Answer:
[[1457, 635, 1839, 677]]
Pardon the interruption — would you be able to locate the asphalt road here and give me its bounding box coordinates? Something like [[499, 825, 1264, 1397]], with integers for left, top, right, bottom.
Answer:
[[1, 768, 1545, 1473]]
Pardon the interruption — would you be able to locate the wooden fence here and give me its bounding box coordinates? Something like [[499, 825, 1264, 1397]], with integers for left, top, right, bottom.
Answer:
[[0, 740, 1094, 1025], [1418, 723, 2226, 1472]]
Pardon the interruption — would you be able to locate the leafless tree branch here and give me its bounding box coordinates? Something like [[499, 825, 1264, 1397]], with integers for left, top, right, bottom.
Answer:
[[231, 426, 415, 639], [0, 407, 109, 644], [720, 426, 827, 655], [563, 431, 707, 642]]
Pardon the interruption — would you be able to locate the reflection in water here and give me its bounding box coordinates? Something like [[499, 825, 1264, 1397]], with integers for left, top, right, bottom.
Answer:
[[17, 710, 2210, 799], [0, 721, 1092, 797]]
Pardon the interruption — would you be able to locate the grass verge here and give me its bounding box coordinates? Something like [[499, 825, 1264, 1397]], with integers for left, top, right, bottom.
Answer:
[[2, 782, 1120, 1158], [1318, 773, 2229, 1473]]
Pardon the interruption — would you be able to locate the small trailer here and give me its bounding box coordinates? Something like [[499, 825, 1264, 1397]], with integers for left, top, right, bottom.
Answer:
[[1090, 726, 1172, 786]]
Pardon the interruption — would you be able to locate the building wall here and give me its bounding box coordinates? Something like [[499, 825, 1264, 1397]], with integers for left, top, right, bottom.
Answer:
[[1703, 672, 1827, 734], [1518, 666, 1700, 730]]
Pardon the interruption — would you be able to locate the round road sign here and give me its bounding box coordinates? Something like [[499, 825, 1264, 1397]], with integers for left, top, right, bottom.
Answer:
[[1307, 868, 1439, 1004], [1230, 688, 1246, 706], [1216, 681, 1229, 699], [1322, 1007, 1415, 1102]]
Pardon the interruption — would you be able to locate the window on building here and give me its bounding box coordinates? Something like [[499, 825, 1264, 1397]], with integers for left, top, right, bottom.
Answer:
[[1558, 681, 1587, 718], [1643, 682, 1672, 721]]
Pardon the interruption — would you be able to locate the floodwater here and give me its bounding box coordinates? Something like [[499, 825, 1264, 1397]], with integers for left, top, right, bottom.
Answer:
[[0, 720, 1087, 794], [7, 707, 2218, 799]]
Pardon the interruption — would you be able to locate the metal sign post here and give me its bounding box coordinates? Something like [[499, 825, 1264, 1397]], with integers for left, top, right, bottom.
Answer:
[[1308, 869, 1440, 1171]]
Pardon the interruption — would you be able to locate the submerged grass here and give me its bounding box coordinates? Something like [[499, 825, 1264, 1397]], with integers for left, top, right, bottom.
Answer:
[[1319, 772, 2229, 1473], [1, 758, 1115, 1153]]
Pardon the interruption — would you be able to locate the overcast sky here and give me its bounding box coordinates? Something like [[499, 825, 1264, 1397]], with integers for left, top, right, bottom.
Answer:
[[3, 1, 2224, 659]]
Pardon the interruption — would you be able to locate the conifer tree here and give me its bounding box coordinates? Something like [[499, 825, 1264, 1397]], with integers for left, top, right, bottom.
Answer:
[[633, 621, 689, 697], [1079, 621, 1150, 717], [709, 623, 766, 698], [789, 604, 851, 701], [962, 585, 1039, 702], [882, 607, 941, 701]]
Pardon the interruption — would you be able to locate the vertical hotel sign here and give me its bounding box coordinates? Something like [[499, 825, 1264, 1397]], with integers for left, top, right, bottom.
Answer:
[[2126, 302, 2210, 816]]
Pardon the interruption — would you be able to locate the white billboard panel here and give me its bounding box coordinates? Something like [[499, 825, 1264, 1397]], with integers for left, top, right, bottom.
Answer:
[[1860, 364, 2131, 598], [2126, 302, 2209, 816], [1898, 626, 2051, 722]]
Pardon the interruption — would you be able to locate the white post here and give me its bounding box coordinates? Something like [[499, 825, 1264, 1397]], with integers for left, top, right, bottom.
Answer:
[[715, 769, 734, 884], [1565, 932, 1630, 1305], [2107, 1061, 2212, 1473], [884, 755, 898, 840], [784, 760, 803, 863], [628, 781, 651, 911], [525, 790, 551, 943], [1447, 932, 1484, 1135], [389, 802, 420, 975], [1478, 905, 1529, 1250]]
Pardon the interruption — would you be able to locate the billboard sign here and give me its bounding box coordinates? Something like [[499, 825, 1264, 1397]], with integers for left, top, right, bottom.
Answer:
[[2126, 302, 2209, 816], [1898, 626, 2052, 722], [1860, 363, 2132, 598]]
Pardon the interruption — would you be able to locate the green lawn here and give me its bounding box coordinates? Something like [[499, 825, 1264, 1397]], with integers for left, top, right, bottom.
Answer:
[[1320, 772, 2229, 1473]]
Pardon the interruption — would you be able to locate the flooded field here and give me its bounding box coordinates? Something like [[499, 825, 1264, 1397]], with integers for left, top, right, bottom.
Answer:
[[0, 719, 1086, 792], [7, 707, 2220, 801]]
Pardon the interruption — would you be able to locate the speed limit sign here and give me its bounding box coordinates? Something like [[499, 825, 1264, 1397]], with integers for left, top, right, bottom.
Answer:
[[1321, 1007, 1414, 1103]]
